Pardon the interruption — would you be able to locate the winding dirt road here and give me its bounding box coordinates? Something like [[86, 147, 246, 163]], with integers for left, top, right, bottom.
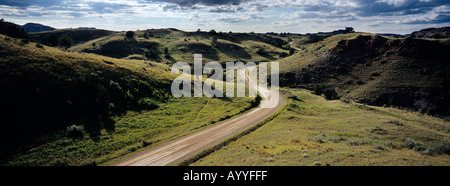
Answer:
[[112, 67, 285, 166]]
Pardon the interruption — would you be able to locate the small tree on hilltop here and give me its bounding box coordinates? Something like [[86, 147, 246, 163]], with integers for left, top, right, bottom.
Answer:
[[126, 31, 135, 38], [345, 27, 355, 33]]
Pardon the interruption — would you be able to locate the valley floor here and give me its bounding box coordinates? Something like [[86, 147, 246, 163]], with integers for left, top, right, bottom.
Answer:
[[192, 88, 450, 166]]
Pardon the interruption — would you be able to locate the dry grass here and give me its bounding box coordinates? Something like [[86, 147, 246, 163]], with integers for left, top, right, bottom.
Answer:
[[192, 88, 450, 166]]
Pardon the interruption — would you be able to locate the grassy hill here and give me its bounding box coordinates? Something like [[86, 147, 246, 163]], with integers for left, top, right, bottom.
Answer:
[[29, 28, 116, 46], [193, 89, 450, 166], [0, 34, 257, 165], [278, 33, 450, 117], [68, 29, 291, 64], [410, 26, 450, 39]]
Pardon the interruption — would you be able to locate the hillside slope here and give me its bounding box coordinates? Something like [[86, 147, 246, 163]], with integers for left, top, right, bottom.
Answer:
[[69, 29, 290, 64], [280, 33, 450, 116], [410, 27, 450, 39], [29, 28, 116, 46], [0, 34, 173, 156]]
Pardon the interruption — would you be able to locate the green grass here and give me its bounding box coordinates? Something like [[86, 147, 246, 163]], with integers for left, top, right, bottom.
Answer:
[[278, 33, 364, 74], [192, 88, 450, 166], [5, 96, 255, 166]]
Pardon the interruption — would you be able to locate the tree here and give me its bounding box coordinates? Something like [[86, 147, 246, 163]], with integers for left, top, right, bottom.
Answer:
[[345, 27, 355, 33], [0, 19, 27, 39], [209, 29, 216, 34], [58, 34, 73, 49], [164, 47, 169, 54], [289, 48, 295, 55], [126, 31, 135, 38], [145, 47, 159, 60], [47, 34, 58, 46]]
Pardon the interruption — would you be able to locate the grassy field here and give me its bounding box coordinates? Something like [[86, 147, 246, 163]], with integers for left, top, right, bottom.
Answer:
[[5, 96, 255, 166], [192, 88, 450, 166]]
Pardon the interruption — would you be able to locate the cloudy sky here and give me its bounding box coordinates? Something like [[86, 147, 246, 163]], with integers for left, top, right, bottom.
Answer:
[[1, 0, 449, 34]]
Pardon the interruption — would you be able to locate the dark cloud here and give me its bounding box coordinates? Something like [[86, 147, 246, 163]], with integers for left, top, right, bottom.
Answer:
[[404, 14, 450, 24], [0, 0, 62, 8], [353, 0, 450, 17]]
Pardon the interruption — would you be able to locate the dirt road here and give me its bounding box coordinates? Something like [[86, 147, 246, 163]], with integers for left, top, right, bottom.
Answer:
[[112, 67, 285, 166], [289, 41, 302, 51]]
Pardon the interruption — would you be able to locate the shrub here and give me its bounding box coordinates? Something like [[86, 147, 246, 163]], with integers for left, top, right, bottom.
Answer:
[[346, 139, 369, 146], [404, 138, 423, 150], [373, 144, 386, 150], [66, 125, 85, 139], [434, 143, 450, 155], [256, 48, 268, 55], [279, 52, 289, 58], [80, 159, 97, 166], [313, 135, 324, 143], [35, 43, 44, 49], [370, 126, 387, 135], [324, 88, 339, 100], [327, 136, 343, 143], [20, 38, 29, 44], [137, 98, 159, 110], [313, 84, 323, 95], [288, 94, 300, 101], [387, 120, 404, 126], [340, 98, 351, 103]]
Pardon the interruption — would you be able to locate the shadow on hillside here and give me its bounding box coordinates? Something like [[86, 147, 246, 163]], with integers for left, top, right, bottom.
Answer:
[[213, 41, 252, 60]]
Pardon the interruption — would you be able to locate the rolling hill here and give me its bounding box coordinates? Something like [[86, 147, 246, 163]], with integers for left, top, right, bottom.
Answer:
[[410, 26, 450, 39], [279, 33, 450, 117], [0, 34, 174, 156], [20, 23, 55, 33], [28, 28, 116, 46], [67, 28, 291, 64]]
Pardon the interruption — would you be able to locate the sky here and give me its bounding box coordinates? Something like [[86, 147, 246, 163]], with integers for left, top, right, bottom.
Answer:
[[0, 0, 449, 34]]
